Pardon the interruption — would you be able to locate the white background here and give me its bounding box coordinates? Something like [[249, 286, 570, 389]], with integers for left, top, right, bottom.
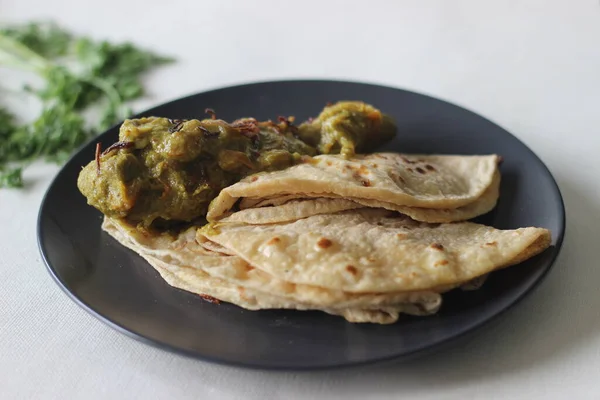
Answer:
[[1, 1, 598, 399]]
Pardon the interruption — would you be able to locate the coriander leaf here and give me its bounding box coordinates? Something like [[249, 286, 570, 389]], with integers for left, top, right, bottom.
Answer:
[[0, 22, 71, 59], [0, 103, 91, 166], [0, 107, 18, 164], [75, 38, 174, 102], [36, 66, 86, 108], [0, 106, 17, 140], [0, 166, 23, 188], [30, 102, 91, 163]]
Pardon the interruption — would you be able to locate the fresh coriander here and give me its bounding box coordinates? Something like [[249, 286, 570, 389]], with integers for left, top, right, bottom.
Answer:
[[0, 22, 174, 188]]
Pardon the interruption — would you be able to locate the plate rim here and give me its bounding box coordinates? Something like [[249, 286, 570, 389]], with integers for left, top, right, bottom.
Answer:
[[37, 79, 566, 371]]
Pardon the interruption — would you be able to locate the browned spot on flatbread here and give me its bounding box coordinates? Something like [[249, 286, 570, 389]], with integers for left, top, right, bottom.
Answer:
[[250, 176, 258, 182], [326, 161, 333, 166], [346, 265, 358, 275], [352, 172, 371, 186], [485, 241, 497, 246], [396, 233, 408, 239], [266, 237, 281, 245], [390, 172, 406, 184], [434, 260, 449, 266], [199, 294, 220, 304], [430, 243, 444, 251], [425, 164, 436, 171], [281, 281, 296, 294], [406, 167, 414, 173], [416, 167, 426, 174], [317, 238, 333, 249]]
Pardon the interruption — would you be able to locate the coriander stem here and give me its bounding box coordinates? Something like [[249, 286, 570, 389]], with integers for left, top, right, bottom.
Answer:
[[83, 77, 121, 107], [0, 33, 51, 73], [81, 76, 127, 120]]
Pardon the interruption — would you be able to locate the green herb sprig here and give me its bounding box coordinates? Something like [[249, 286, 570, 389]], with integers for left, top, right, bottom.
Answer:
[[0, 22, 174, 188]]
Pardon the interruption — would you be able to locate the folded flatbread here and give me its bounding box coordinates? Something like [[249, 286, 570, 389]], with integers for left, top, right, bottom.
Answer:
[[199, 209, 551, 293], [102, 217, 444, 324], [207, 153, 501, 223]]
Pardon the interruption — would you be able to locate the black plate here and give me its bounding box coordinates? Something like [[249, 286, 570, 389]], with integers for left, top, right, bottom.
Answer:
[[38, 80, 565, 370]]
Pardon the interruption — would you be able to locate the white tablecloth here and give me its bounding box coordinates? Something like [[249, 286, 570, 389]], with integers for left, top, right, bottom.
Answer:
[[1, 1, 597, 398]]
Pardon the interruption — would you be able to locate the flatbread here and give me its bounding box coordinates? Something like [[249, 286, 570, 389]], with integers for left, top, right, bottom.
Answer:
[[199, 208, 551, 293], [219, 170, 500, 225], [143, 253, 406, 324], [102, 218, 442, 323], [207, 153, 500, 222], [220, 198, 363, 225]]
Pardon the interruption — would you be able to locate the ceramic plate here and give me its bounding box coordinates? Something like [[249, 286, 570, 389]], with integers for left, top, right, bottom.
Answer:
[[38, 80, 565, 370]]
